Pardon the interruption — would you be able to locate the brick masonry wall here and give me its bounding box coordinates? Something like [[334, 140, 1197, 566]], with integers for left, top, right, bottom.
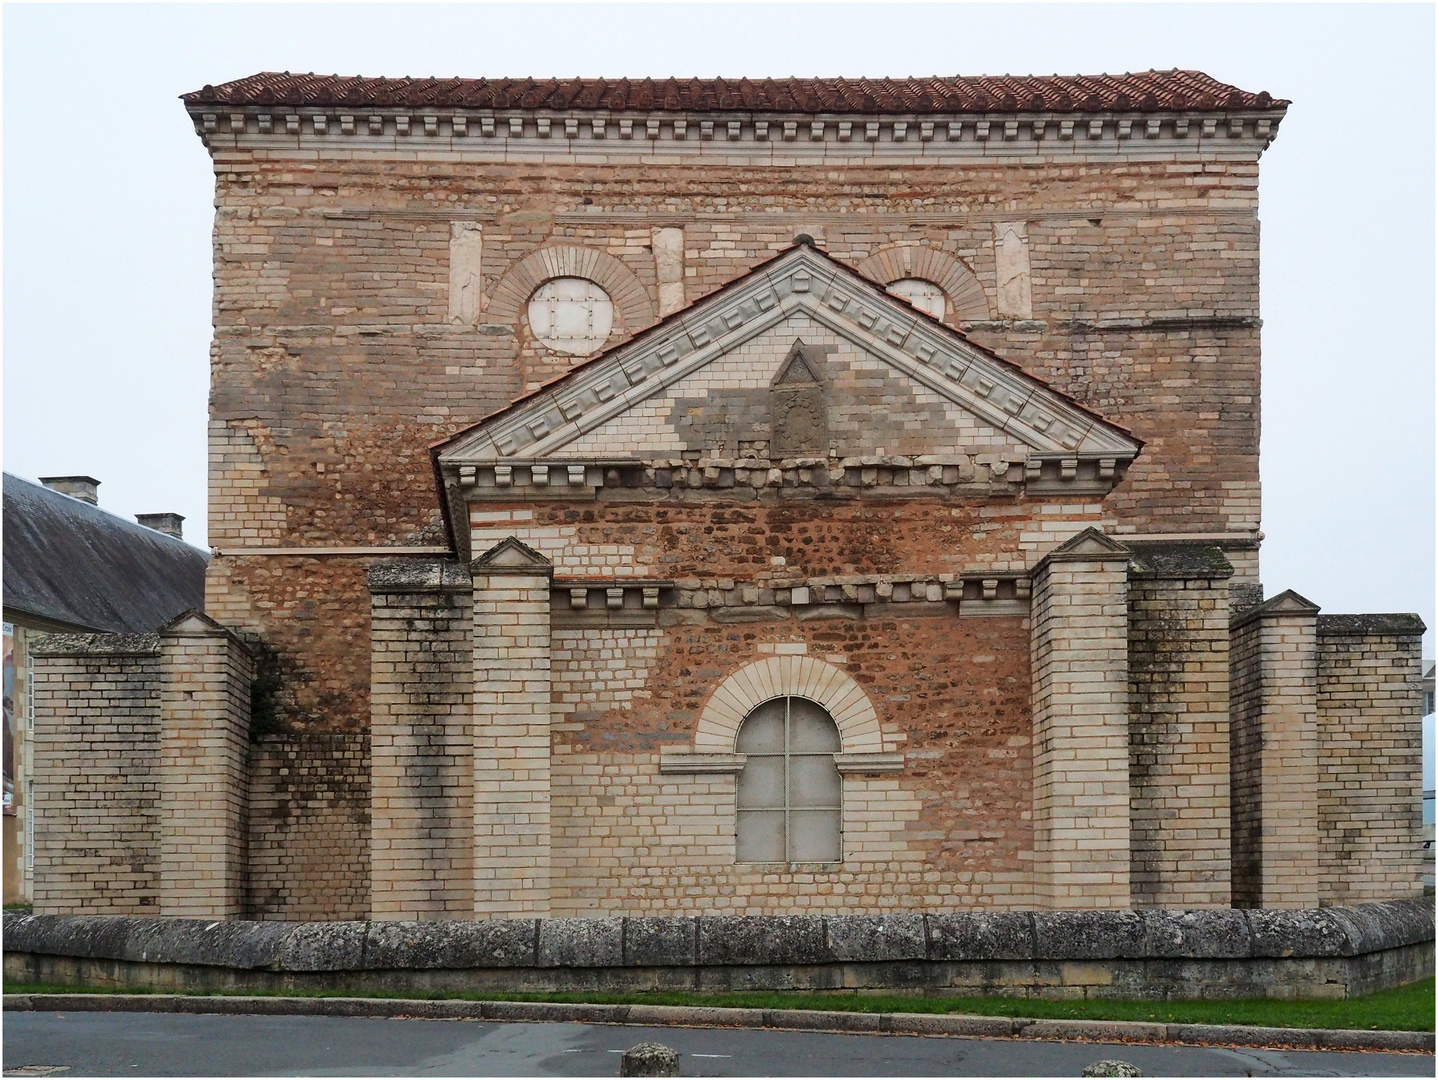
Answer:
[[194, 129, 1268, 916], [1127, 574, 1231, 908], [29, 641, 163, 914], [370, 578, 473, 920], [550, 613, 1033, 913], [1315, 619, 1425, 904], [246, 732, 371, 920]]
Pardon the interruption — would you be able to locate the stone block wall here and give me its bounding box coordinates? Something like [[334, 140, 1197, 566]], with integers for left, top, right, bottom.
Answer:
[[1315, 615, 1426, 905], [1126, 546, 1232, 908], [29, 636, 163, 914], [369, 560, 473, 920]]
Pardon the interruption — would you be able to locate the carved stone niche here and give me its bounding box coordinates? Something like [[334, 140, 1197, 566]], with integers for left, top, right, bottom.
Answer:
[[770, 341, 828, 458]]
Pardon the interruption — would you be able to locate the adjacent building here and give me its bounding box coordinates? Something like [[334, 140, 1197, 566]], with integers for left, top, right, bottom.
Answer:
[[2, 474, 206, 903]]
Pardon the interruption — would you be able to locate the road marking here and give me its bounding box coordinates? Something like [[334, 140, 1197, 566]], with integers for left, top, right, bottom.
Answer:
[[691, 1054, 732, 1059]]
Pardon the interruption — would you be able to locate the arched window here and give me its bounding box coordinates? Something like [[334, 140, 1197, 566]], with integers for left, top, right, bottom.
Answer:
[[527, 277, 614, 355], [886, 278, 947, 320], [735, 696, 842, 863]]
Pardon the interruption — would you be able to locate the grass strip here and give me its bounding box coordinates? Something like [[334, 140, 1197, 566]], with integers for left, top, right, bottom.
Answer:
[[4, 978, 1432, 1032]]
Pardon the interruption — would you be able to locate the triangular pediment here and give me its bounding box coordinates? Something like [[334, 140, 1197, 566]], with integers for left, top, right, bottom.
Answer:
[[1039, 527, 1132, 566], [472, 535, 552, 572], [436, 244, 1142, 470], [773, 341, 824, 387]]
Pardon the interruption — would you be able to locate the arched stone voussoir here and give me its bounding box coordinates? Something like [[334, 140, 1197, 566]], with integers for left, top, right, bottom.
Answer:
[[856, 245, 991, 323], [693, 656, 883, 753], [487, 244, 656, 331]]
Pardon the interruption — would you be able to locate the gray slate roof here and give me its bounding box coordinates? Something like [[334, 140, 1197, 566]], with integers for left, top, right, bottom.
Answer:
[[2, 473, 208, 633]]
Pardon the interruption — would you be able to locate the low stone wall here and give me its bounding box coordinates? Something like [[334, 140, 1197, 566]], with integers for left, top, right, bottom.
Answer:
[[4, 899, 1431, 1001]]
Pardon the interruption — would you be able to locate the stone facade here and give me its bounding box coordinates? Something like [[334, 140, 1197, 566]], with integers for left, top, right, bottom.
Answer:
[[22, 72, 1427, 921]]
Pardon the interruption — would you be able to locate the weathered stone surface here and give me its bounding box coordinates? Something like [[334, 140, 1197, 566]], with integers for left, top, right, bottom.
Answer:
[[1032, 909, 1146, 959], [1243, 907, 1349, 958], [367, 558, 471, 593], [538, 918, 623, 968], [276, 921, 369, 971], [1139, 910, 1251, 959], [363, 920, 538, 970], [1081, 1060, 1143, 1077], [825, 914, 926, 962], [6, 902, 1432, 983], [619, 1042, 679, 1077], [925, 912, 1034, 961], [624, 917, 696, 967], [696, 916, 829, 966]]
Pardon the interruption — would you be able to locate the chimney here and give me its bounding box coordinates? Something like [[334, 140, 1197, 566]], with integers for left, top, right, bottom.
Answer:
[[136, 512, 185, 540], [40, 475, 100, 505]]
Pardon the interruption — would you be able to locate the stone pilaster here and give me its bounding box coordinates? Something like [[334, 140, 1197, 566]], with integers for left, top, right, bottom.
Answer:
[[1229, 590, 1321, 909], [1126, 544, 1233, 908], [1030, 528, 1132, 909], [369, 558, 474, 920], [471, 536, 553, 917], [158, 612, 254, 918]]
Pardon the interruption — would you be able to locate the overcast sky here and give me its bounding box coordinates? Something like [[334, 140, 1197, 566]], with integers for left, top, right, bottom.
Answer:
[[4, 3, 1435, 771]]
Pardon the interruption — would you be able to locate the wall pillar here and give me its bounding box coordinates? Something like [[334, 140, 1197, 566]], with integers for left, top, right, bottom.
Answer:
[[1030, 529, 1132, 909], [1126, 544, 1233, 908], [471, 537, 553, 917], [369, 559, 474, 920], [1229, 590, 1321, 909], [158, 612, 254, 918]]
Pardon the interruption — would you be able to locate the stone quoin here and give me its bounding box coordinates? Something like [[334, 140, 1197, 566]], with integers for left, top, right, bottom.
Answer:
[[20, 71, 1426, 946]]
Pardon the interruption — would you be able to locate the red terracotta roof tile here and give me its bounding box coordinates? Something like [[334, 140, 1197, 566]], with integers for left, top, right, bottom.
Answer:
[[184, 71, 1284, 113]]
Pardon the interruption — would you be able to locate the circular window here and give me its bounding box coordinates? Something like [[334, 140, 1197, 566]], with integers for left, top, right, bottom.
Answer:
[[526, 278, 614, 355], [887, 278, 946, 320]]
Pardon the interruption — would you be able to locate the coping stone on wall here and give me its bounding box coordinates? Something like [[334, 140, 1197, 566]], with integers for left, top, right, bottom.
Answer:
[[367, 557, 472, 594], [3, 899, 1432, 973], [1124, 542, 1234, 581], [28, 633, 162, 657], [364, 920, 539, 969], [1315, 613, 1427, 637], [925, 911, 1034, 961]]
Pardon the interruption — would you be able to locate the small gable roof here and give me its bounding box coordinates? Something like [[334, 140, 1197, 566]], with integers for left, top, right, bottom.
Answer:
[[2, 473, 209, 633]]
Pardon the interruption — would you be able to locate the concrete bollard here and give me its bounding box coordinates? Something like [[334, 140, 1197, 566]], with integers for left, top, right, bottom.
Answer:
[[620, 1042, 680, 1077]]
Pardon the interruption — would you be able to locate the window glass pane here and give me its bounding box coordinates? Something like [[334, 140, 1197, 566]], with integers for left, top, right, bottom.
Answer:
[[788, 699, 842, 752], [736, 755, 785, 810], [788, 809, 841, 862], [788, 754, 842, 807], [736, 699, 785, 753], [736, 810, 786, 862]]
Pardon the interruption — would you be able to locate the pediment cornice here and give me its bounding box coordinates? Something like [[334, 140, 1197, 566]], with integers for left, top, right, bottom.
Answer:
[[438, 245, 1140, 467]]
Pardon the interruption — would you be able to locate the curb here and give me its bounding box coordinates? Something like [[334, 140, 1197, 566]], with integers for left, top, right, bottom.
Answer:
[[4, 994, 1433, 1053]]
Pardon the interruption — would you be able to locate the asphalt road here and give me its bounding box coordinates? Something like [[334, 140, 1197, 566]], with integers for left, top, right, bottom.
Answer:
[[2, 1011, 1433, 1078]]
